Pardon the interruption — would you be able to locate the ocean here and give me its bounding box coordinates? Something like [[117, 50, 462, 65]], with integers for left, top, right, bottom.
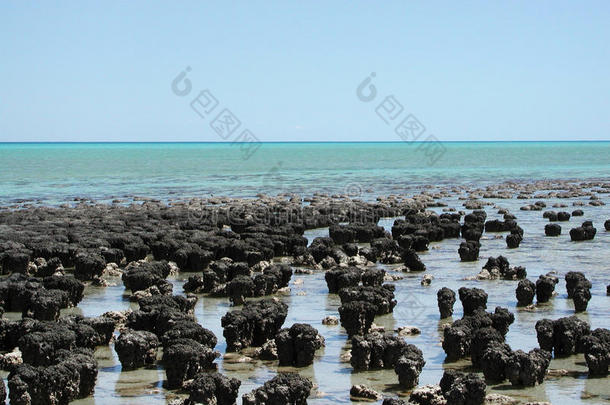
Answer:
[[0, 141, 609, 206]]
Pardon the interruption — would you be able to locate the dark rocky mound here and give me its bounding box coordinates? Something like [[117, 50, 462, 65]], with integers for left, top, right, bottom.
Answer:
[[392, 212, 460, 248], [74, 251, 106, 280], [115, 328, 160, 370], [439, 370, 486, 405], [276, 323, 325, 367], [515, 279, 536, 306], [458, 287, 488, 316], [580, 328, 610, 376], [535, 316, 590, 357], [543, 211, 558, 221], [402, 248, 426, 271], [394, 344, 426, 388], [504, 348, 552, 386], [226, 264, 292, 304], [13, 317, 113, 367], [545, 223, 561, 236], [437, 287, 456, 319], [442, 307, 514, 362], [382, 399, 407, 405], [481, 342, 551, 387], [324, 266, 363, 293], [182, 372, 241, 405], [329, 223, 387, 244], [535, 274, 558, 303], [338, 300, 377, 337], [221, 298, 288, 351], [482, 256, 526, 280], [565, 271, 592, 312], [461, 211, 486, 242], [0, 273, 84, 321], [126, 295, 216, 350], [506, 231, 522, 249], [350, 332, 410, 370], [242, 373, 312, 405], [162, 338, 219, 389], [570, 222, 597, 241], [122, 260, 172, 294], [8, 348, 98, 405], [458, 241, 480, 262], [196, 260, 250, 294], [338, 284, 396, 315]]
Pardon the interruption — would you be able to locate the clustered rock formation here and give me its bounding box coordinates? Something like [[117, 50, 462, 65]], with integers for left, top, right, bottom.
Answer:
[[350, 331, 425, 388], [536, 316, 609, 376], [0, 183, 607, 403]]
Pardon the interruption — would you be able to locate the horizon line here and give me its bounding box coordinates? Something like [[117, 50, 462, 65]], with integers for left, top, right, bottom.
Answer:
[[1, 140, 609, 144]]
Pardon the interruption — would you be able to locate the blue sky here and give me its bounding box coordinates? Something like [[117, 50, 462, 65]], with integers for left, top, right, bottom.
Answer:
[[1, 1, 609, 142]]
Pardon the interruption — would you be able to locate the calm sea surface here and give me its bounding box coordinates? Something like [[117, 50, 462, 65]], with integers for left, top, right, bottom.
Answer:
[[0, 142, 609, 205]]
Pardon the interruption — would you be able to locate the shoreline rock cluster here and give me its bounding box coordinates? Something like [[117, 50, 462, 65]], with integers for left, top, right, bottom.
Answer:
[[0, 179, 607, 404]]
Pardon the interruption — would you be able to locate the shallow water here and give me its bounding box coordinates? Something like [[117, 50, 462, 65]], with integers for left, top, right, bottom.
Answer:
[[3, 191, 605, 404], [1, 141, 610, 206]]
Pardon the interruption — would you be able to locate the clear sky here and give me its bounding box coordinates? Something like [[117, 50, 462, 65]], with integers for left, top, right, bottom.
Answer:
[[1, 1, 609, 142]]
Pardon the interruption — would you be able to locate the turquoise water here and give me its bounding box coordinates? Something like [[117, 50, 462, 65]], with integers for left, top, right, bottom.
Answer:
[[0, 142, 609, 205]]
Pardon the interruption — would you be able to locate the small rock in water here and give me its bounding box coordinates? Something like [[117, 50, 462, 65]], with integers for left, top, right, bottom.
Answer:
[[322, 315, 339, 325], [396, 326, 421, 336], [421, 274, 434, 286], [350, 385, 382, 400], [485, 393, 519, 404], [409, 384, 445, 405], [384, 273, 404, 281], [277, 286, 291, 294], [382, 398, 407, 405], [476, 269, 499, 280], [340, 350, 352, 362], [104, 262, 122, 277]]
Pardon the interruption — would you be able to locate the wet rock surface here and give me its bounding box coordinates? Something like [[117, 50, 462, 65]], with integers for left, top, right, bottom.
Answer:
[[535, 274, 558, 303], [276, 323, 325, 367], [515, 279, 536, 306], [115, 329, 159, 370], [440, 370, 486, 405], [242, 373, 312, 405], [437, 287, 456, 319], [8, 348, 98, 405], [221, 298, 288, 351], [183, 372, 241, 405], [162, 338, 219, 389], [535, 316, 591, 357], [458, 287, 488, 316]]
